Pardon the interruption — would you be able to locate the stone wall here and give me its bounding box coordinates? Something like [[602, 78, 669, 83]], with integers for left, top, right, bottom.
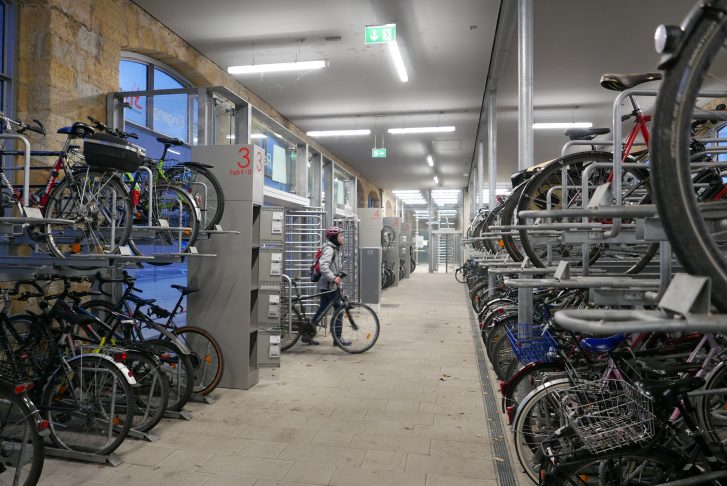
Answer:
[[15, 0, 380, 194]]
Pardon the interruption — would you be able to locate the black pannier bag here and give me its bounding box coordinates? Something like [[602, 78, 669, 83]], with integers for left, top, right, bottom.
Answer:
[[83, 133, 145, 172]]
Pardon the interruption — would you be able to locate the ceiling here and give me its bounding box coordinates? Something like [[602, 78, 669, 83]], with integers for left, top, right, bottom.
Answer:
[[132, 0, 692, 192]]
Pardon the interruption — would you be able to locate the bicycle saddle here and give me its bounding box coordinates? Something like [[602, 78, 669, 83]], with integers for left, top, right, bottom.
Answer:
[[171, 284, 198, 295], [637, 376, 705, 402], [57, 122, 94, 138], [157, 136, 184, 147], [579, 334, 626, 352], [600, 72, 662, 91], [128, 294, 156, 306], [564, 127, 610, 141]]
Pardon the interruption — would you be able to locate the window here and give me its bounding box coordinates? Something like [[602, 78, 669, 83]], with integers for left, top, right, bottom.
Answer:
[[119, 57, 191, 143], [0, 1, 14, 115], [251, 116, 299, 194]]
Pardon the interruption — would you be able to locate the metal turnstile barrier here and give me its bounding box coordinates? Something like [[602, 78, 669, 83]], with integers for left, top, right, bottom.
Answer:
[[334, 216, 360, 302], [283, 209, 325, 319]]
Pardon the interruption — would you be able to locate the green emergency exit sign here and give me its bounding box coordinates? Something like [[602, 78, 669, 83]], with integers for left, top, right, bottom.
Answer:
[[365, 24, 396, 44], [372, 148, 387, 158]]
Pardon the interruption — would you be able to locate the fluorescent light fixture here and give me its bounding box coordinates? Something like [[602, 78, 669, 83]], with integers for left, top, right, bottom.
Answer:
[[251, 133, 267, 140], [393, 190, 422, 194], [306, 129, 371, 137], [228, 59, 328, 74], [388, 126, 456, 135], [433, 175, 439, 184], [226, 135, 236, 140], [168, 149, 180, 155], [532, 122, 593, 129], [426, 154, 434, 167], [388, 41, 408, 83]]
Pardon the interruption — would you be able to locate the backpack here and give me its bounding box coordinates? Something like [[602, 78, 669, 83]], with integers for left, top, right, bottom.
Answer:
[[310, 246, 335, 282]]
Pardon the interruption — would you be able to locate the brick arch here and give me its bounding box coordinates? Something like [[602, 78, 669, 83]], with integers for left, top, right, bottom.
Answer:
[[386, 200, 393, 216], [367, 190, 381, 208]]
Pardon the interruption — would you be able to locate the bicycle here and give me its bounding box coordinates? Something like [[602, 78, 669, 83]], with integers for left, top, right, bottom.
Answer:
[[280, 273, 380, 354], [83, 270, 224, 396]]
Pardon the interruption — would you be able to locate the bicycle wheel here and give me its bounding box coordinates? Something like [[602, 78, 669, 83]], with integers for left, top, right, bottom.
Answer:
[[0, 384, 44, 486], [491, 330, 517, 381], [280, 319, 303, 352], [44, 169, 132, 257], [128, 184, 200, 261], [173, 327, 223, 396], [166, 164, 225, 230], [516, 151, 657, 273], [42, 355, 134, 455], [542, 448, 679, 485], [123, 348, 169, 433], [137, 339, 193, 412], [698, 361, 727, 445], [501, 184, 526, 261], [332, 303, 380, 354], [512, 378, 576, 483], [503, 361, 568, 416], [651, 9, 727, 311]]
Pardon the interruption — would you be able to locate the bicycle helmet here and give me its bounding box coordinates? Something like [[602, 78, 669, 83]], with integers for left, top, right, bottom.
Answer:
[[325, 226, 343, 238]]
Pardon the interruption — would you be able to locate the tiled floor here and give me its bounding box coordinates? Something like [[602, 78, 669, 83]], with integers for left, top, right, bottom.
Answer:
[[38, 270, 505, 486]]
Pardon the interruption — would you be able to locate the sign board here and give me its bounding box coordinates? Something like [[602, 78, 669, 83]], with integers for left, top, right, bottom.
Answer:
[[365, 24, 396, 44], [371, 148, 387, 158]]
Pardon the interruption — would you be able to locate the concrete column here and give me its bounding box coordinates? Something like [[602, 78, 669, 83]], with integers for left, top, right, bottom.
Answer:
[[477, 142, 484, 209], [487, 95, 498, 211]]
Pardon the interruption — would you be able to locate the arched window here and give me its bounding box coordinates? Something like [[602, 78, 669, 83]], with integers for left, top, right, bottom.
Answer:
[[119, 54, 192, 146]]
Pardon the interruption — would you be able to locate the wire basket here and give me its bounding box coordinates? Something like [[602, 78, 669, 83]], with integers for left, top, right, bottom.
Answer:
[[505, 323, 558, 364], [559, 378, 655, 454]]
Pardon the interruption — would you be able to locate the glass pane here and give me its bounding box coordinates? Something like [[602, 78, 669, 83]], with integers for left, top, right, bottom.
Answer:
[[252, 117, 298, 194], [153, 93, 188, 142], [120, 60, 147, 127], [154, 68, 184, 89], [334, 167, 354, 211], [0, 2, 6, 72]]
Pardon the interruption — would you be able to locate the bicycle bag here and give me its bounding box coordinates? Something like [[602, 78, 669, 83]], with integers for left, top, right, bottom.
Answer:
[[83, 133, 145, 172]]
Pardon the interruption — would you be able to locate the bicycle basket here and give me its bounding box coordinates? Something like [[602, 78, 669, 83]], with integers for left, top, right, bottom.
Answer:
[[505, 323, 558, 364], [559, 379, 655, 454], [0, 335, 53, 384], [83, 133, 145, 172]]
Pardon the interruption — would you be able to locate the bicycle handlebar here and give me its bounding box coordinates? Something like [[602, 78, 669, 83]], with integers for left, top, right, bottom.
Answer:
[[87, 116, 138, 139]]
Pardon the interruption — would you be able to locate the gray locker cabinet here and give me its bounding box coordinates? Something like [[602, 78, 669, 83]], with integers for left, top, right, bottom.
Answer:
[[360, 247, 382, 305], [187, 144, 265, 390], [259, 250, 284, 283], [260, 209, 285, 241]]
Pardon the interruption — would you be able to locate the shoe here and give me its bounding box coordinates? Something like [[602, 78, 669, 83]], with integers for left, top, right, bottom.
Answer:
[[337, 338, 352, 346], [302, 337, 320, 345]]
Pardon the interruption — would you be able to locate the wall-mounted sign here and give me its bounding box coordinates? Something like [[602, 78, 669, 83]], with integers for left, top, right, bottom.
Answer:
[[365, 24, 396, 45]]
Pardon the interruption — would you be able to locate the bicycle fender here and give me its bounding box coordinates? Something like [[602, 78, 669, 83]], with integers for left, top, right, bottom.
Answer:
[[146, 320, 192, 355], [66, 353, 137, 386], [181, 161, 214, 170]]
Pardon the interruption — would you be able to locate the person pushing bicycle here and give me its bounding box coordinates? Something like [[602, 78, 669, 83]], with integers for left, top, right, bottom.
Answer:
[[303, 226, 351, 346]]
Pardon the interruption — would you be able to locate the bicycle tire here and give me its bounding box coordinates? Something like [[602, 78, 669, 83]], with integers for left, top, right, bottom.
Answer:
[[173, 326, 224, 396], [501, 184, 526, 261], [280, 319, 302, 352], [502, 361, 567, 416], [516, 151, 658, 273], [136, 339, 194, 412], [42, 355, 134, 456], [491, 330, 517, 381], [651, 9, 727, 311], [480, 202, 506, 253], [0, 384, 45, 486], [332, 302, 380, 354], [166, 164, 225, 230], [697, 360, 727, 446], [512, 377, 577, 484], [128, 184, 201, 264], [44, 169, 132, 257], [123, 348, 169, 433], [542, 447, 680, 485]]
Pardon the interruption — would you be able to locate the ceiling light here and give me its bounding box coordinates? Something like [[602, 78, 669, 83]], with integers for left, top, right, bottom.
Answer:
[[251, 133, 267, 139], [228, 60, 328, 74], [426, 154, 434, 167], [307, 129, 371, 137], [388, 126, 456, 135], [532, 122, 593, 129], [388, 41, 408, 83], [433, 175, 439, 184], [226, 135, 235, 140]]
